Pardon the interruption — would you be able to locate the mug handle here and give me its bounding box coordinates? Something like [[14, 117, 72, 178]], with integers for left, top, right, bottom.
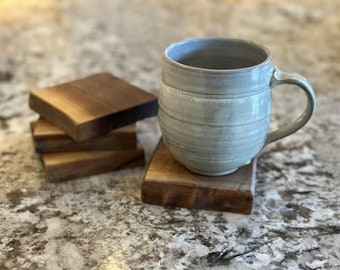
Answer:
[[265, 66, 316, 145]]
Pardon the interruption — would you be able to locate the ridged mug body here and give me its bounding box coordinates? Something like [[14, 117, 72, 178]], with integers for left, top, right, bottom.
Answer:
[[159, 38, 273, 175]]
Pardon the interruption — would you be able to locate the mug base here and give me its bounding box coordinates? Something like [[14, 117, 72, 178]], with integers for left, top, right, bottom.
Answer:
[[185, 166, 238, 176]]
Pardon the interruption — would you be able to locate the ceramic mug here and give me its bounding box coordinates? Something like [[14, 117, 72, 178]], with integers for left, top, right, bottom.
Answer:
[[159, 37, 316, 176]]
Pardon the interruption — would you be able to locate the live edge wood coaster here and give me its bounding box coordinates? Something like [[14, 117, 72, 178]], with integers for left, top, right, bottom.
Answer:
[[40, 146, 145, 182], [142, 139, 256, 214], [31, 119, 137, 152], [29, 73, 158, 141], [30, 119, 144, 182]]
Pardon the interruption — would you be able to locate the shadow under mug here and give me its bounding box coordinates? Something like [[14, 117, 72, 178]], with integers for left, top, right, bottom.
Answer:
[[159, 37, 316, 176]]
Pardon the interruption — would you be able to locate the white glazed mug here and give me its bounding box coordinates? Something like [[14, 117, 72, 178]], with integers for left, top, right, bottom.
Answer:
[[159, 37, 316, 176]]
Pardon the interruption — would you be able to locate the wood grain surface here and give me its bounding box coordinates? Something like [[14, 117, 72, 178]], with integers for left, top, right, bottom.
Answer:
[[29, 73, 158, 141], [31, 118, 137, 152], [41, 145, 145, 182], [142, 139, 256, 214]]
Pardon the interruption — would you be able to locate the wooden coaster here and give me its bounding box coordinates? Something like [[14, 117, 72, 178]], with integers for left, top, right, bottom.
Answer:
[[29, 73, 158, 141], [142, 139, 256, 214], [31, 118, 137, 152], [40, 145, 145, 182]]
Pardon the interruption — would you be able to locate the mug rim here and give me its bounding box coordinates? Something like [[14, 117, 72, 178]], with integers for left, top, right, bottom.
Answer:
[[163, 37, 272, 74]]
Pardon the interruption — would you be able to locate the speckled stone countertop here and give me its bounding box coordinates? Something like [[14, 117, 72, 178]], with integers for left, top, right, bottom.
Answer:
[[0, 0, 339, 269]]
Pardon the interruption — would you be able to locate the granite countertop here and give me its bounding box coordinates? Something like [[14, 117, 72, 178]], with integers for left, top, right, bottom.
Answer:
[[0, 0, 339, 269]]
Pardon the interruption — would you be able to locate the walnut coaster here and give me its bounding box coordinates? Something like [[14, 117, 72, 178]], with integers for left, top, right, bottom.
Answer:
[[142, 139, 256, 214], [31, 118, 137, 152], [40, 145, 145, 182], [29, 73, 158, 141]]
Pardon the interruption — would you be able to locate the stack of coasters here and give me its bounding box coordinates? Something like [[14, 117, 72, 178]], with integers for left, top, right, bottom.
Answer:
[[29, 73, 158, 182]]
